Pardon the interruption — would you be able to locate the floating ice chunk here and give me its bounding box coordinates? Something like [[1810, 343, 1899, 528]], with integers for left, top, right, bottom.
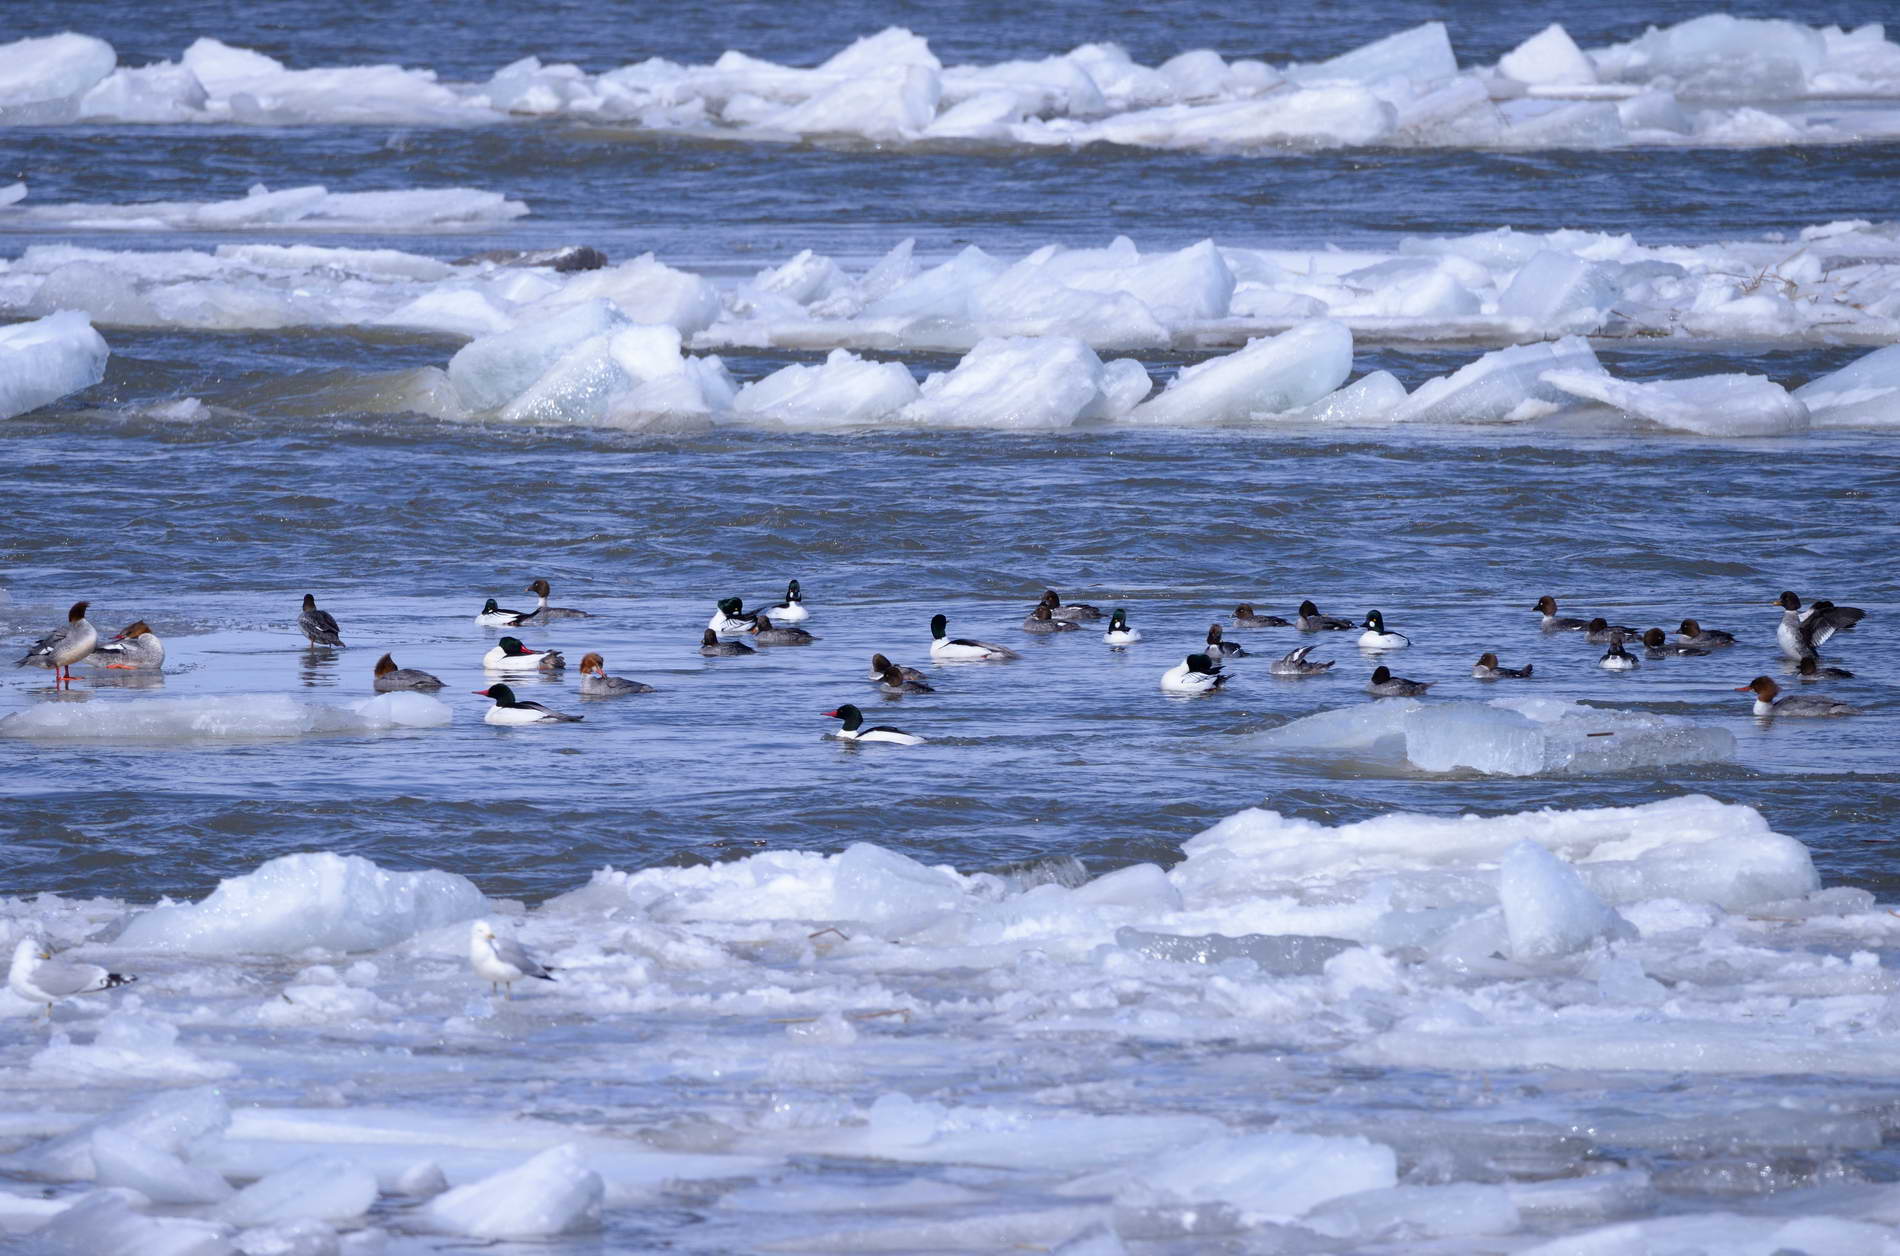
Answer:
[[1617, 89, 1692, 134], [1498, 99, 1626, 146], [28, 1188, 235, 1256], [1308, 1183, 1519, 1241], [350, 692, 453, 727], [1126, 321, 1351, 424], [1499, 840, 1631, 959], [1404, 702, 1542, 775], [117, 851, 486, 955], [28, 1087, 231, 1181], [1056, 238, 1235, 325], [1116, 927, 1356, 975], [27, 263, 161, 326], [902, 336, 1128, 428], [0, 33, 116, 124], [820, 27, 942, 75], [1610, 15, 1826, 101], [1542, 369, 1810, 436], [0, 310, 109, 419], [79, 62, 208, 124], [421, 1144, 602, 1239], [446, 298, 629, 413], [862, 246, 1007, 322], [538, 255, 720, 336], [1497, 250, 1619, 333], [90, 1128, 232, 1205], [1500, 26, 1597, 86], [32, 1012, 238, 1084], [1291, 24, 1456, 87], [376, 288, 511, 338], [1392, 336, 1601, 425], [1794, 343, 1900, 428], [767, 65, 940, 140], [0, 694, 451, 740], [732, 349, 920, 427], [1280, 370, 1407, 424], [215, 1158, 378, 1226], [1123, 1132, 1396, 1222]]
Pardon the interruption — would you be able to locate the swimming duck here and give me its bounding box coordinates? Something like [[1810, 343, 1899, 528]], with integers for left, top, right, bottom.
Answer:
[[1584, 617, 1640, 644], [1774, 591, 1864, 661], [1532, 596, 1589, 631], [826, 703, 924, 744], [578, 652, 655, 695], [476, 597, 528, 627], [1676, 619, 1735, 648], [85, 620, 164, 671], [1472, 652, 1532, 679], [16, 601, 97, 683], [1797, 657, 1854, 680], [298, 594, 344, 647], [1296, 600, 1355, 632], [709, 597, 759, 636], [1160, 653, 1226, 693], [767, 579, 810, 622], [1734, 675, 1856, 718], [483, 636, 564, 672], [1232, 603, 1291, 628], [474, 683, 583, 724], [513, 578, 590, 624], [469, 920, 556, 998], [700, 629, 754, 657], [876, 666, 934, 694], [1641, 627, 1708, 658], [8, 938, 135, 1015], [1103, 609, 1141, 646], [869, 653, 927, 683], [1023, 606, 1080, 634], [1358, 610, 1409, 650], [374, 653, 445, 691], [1598, 631, 1640, 671], [750, 614, 816, 645], [1268, 645, 1333, 676], [930, 615, 1019, 661], [1205, 624, 1247, 657], [1367, 665, 1432, 697], [1039, 590, 1102, 622]]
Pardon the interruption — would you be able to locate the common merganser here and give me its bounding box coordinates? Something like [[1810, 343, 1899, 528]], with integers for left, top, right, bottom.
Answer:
[[1472, 652, 1532, 679], [1797, 657, 1854, 680], [16, 601, 96, 684], [8, 938, 135, 1015], [1584, 617, 1639, 644], [469, 920, 555, 997], [1358, 610, 1410, 650], [474, 683, 582, 724], [1775, 591, 1864, 661], [750, 614, 816, 645], [1039, 590, 1102, 622], [513, 578, 590, 624], [1533, 596, 1589, 632], [1735, 675, 1856, 718], [1676, 619, 1735, 648], [930, 615, 1018, 661], [483, 636, 564, 672], [1232, 603, 1290, 628], [1161, 653, 1226, 693], [700, 629, 753, 657], [1641, 627, 1708, 658], [476, 597, 528, 627], [1598, 632, 1640, 671], [876, 666, 934, 694], [85, 619, 163, 671], [578, 652, 655, 695], [768, 579, 810, 622], [1103, 609, 1141, 646], [1367, 666, 1431, 697], [298, 594, 344, 647], [374, 653, 444, 692], [1268, 644, 1333, 676], [709, 597, 759, 636], [869, 653, 926, 683], [1296, 600, 1355, 632], [1023, 606, 1080, 634], [826, 703, 924, 744]]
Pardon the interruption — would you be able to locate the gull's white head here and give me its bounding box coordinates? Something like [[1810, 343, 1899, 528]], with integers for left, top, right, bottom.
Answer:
[[471, 920, 496, 943]]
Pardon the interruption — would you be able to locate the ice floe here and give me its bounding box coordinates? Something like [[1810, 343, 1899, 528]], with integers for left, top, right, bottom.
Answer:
[[0, 310, 108, 420], [0, 692, 452, 739], [0, 183, 527, 232]]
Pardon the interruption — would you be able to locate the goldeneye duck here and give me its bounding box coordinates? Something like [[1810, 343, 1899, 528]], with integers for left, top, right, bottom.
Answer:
[[513, 577, 590, 624], [1268, 644, 1332, 676], [1797, 656, 1854, 680], [578, 652, 655, 695], [1039, 589, 1102, 622], [1472, 652, 1531, 679], [1296, 600, 1355, 632], [930, 614, 1019, 661], [85, 620, 164, 671], [1358, 609, 1409, 650], [1367, 665, 1431, 697], [1598, 632, 1640, 671], [1233, 603, 1290, 628], [826, 703, 924, 744], [476, 597, 528, 627], [474, 683, 583, 724], [374, 653, 445, 691], [700, 628, 754, 657], [297, 593, 343, 647], [1641, 627, 1707, 657], [869, 653, 927, 683], [1584, 617, 1639, 644], [709, 597, 760, 636], [1532, 595, 1588, 631], [1103, 609, 1140, 646], [768, 579, 810, 622], [1735, 675, 1856, 717], [1774, 591, 1864, 662], [1160, 653, 1226, 693], [750, 614, 817, 646], [483, 636, 564, 672], [1676, 618, 1735, 648], [1023, 605, 1080, 634]]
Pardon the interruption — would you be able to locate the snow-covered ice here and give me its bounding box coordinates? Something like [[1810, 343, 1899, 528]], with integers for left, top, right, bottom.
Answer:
[[0, 310, 109, 420]]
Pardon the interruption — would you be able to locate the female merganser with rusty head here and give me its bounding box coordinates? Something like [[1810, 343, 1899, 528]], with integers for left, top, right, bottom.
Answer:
[[700, 628, 753, 657], [1774, 591, 1864, 661], [578, 652, 655, 695], [1296, 600, 1355, 632], [767, 579, 810, 622], [1039, 590, 1102, 622], [513, 578, 590, 624], [482, 636, 564, 672], [826, 703, 924, 744], [85, 620, 164, 671], [1472, 652, 1531, 679], [1676, 619, 1735, 648], [1367, 665, 1431, 697], [1735, 675, 1856, 717], [1233, 603, 1290, 628], [374, 653, 444, 691], [1532, 596, 1589, 631], [1161, 653, 1226, 693], [16, 601, 97, 684], [1598, 631, 1640, 671], [1269, 644, 1332, 676], [1023, 606, 1079, 634], [930, 615, 1018, 661], [297, 594, 343, 647], [476, 597, 528, 627], [1103, 609, 1140, 646], [1358, 610, 1409, 650], [709, 597, 759, 636], [474, 683, 583, 724], [869, 653, 926, 683], [1641, 627, 1707, 658]]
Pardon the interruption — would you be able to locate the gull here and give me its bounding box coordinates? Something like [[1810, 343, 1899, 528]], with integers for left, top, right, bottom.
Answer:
[[9, 938, 136, 1016], [469, 920, 555, 998]]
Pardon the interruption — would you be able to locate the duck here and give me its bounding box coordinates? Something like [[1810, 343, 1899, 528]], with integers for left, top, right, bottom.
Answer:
[[475, 597, 529, 627], [700, 629, 754, 657], [1734, 675, 1856, 718], [374, 653, 445, 692], [1204, 624, 1247, 657], [1358, 610, 1409, 650], [1103, 609, 1141, 646], [8, 938, 135, 1016], [1160, 653, 1226, 693], [1598, 631, 1640, 671], [1232, 603, 1291, 628], [1039, 590, 1102, 622], [468, 920, 555, 998], [16, 601, 97, 684], [930, 614, 1019, 661], [709, 597, 759, 636], [1023, 605, 1080, 634], [512, 578, 590, 624], [1641, 627, 1708, 658], [869, 653, 927, 683], [1676, 619, 1735, 648], [1774, 591, 1864, 661], [1367, 666, 1432, 697], [1296, 600, 1355, 632], [1472, 652, 1532, 679], [482, 636, 564, 672], [826, 703, 924, 744], [1268, 644, 1333, 676], [578, 652, 655, 695], [1797, 657, 1854, 680], [297, 593, 344, 647], [767, 579, 810, 622], [750, 614, 816, 646], [876, 666, 934, 694], [85, 620, 164, 671], [1532, 596, 1590, 632], [474, 683, 583, 724], [1584, 617, 1640, 644]]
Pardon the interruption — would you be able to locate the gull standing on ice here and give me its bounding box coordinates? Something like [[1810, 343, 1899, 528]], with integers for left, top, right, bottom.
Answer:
[[469, 920, 555, 997], [16, 601, 96, 684], [8, 938, 136, 1015]]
